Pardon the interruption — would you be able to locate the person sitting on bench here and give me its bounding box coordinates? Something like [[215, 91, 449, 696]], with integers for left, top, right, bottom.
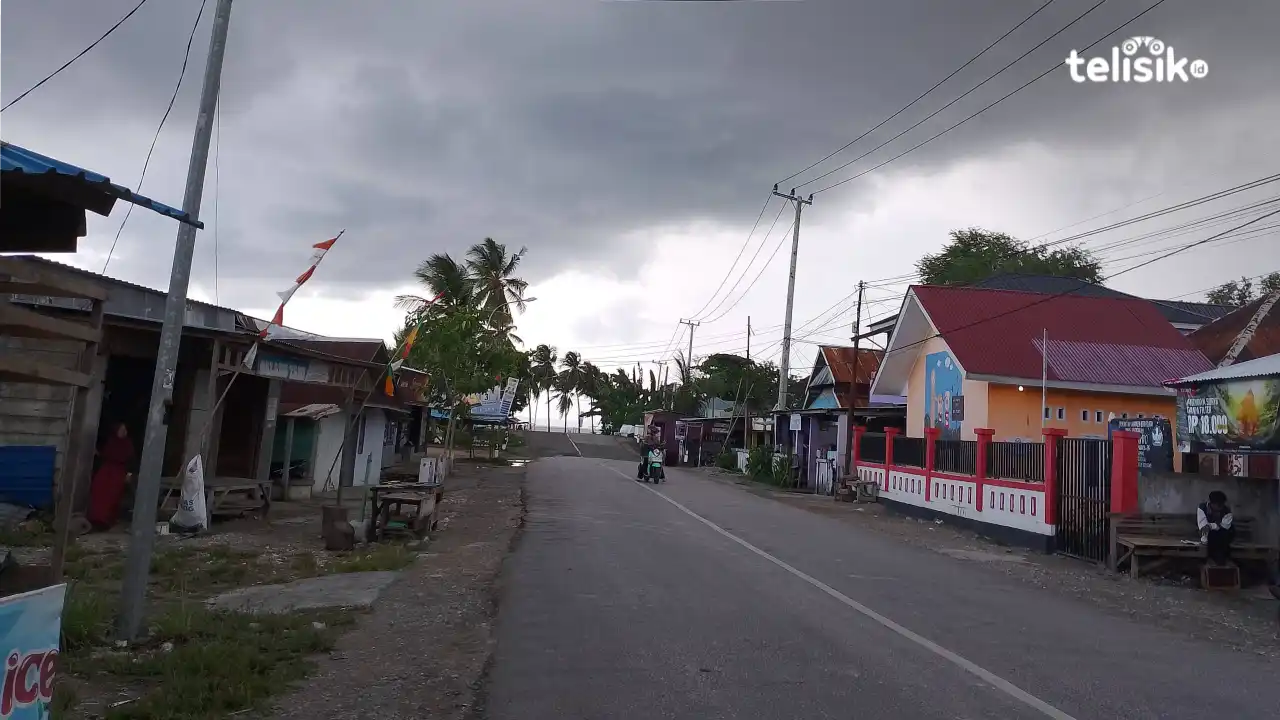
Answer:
[[1197, 491, 1235, 566]]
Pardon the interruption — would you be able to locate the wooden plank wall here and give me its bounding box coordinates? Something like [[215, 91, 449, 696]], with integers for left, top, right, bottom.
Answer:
[[0, 335, 81, 479]]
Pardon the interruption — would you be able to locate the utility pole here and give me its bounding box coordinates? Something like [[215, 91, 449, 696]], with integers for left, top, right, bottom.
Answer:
[[746, 315, 751, 362], [771, 185, 813, 410], [679, 318, 700, 366], [843, 281, 864, 476], [118, 0, 235, 641]]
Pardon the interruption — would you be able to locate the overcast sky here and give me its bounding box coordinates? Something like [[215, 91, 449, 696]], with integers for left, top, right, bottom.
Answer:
[[4, 0, 1278, 427]]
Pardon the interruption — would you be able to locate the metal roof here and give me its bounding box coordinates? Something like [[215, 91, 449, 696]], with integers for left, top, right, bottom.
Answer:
[[1188, 294, 1280, 365], [1, 141, 202, 228], [1166, 352, 1280, 386], [973, 274, 1231, 326], [911, 285, 1212, 387]]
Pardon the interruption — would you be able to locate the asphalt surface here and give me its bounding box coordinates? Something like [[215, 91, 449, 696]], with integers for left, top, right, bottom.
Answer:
[[486, 446, 1280, 719]]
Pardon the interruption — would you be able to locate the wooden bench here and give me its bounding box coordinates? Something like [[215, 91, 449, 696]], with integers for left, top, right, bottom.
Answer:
[[159, 475, 272, 519], [1110, 513, 1277, 578]]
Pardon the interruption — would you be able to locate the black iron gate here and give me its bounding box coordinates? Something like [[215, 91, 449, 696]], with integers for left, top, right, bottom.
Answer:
[[1055, 437, 1113, 562]]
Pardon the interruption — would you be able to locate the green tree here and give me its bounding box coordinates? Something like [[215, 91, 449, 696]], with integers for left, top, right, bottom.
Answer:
[[395, 253, 476, 313], [467, 237, 529, 326], [559, 351, 589, 431], [530, 344, 558, 430], [1207, 272, 1280, 306], [916, 228, 1102, 287], [555, 384, 574, 433]]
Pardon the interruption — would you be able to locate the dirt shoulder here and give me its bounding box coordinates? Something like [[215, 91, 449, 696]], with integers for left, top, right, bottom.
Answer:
[[263, 461, 525, 720], [698, 468, 1280, 658]]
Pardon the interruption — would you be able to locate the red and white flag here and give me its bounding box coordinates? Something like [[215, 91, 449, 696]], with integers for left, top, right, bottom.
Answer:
[[259, 231, 343, 339]]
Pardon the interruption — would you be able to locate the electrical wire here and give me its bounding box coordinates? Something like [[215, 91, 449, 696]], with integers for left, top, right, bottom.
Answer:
[[694, 204, 791, 325], [879, 210, 1280, 361], [212, 88, 222, 305], [102, 0, 210, 273], [687, 193, 776, 321], [1, 0, 153, 112], [779, 0, 1057, 186], [811, 0, 1171, 195]]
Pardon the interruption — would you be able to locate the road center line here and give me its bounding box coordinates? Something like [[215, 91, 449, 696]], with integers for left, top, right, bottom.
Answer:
[[603, 464, 1077, 720], [565, 433, 581, 456]]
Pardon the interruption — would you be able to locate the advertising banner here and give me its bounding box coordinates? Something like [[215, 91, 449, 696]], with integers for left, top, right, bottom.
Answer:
[[0, 584, 66, 719], [1109, 417, 1173, 472], [1176, 377, 1280, 454]]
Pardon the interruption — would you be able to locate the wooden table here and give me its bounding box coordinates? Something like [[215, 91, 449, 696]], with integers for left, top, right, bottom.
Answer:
[[159, 475, 271, 519], [368, 482, 443, 542]]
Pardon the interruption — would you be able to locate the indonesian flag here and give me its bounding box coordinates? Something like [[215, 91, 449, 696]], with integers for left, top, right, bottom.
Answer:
[[259, 231, 344, 339], [383, 291, 444, 396]]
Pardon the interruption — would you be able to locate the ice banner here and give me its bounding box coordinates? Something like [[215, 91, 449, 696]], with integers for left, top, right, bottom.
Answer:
[[0, 584, 66, 719]]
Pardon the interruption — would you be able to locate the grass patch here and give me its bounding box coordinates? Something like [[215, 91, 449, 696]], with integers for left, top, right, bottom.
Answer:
[[86, 602, 356, 720], [61, 585, 116, 654], [0, 524, 52, 547], [330, 543, 417, 573]]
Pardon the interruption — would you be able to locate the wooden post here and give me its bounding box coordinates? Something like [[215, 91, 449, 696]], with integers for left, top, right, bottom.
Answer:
[[50, 300, 103, 581], [254, 378, 282, 485], [71, 352, 109, 512], [205, 341, 224, 478], [281, 416, 296, 495]]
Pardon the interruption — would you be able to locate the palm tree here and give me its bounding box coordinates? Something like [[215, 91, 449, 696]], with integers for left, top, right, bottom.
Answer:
[[530, 344, 558, 430], [580, 361, 603, 433], [395, 253, 475, 314], [466, 237, 529, 327], [560, 351, 588, 432], [555, 385, 574, 433]]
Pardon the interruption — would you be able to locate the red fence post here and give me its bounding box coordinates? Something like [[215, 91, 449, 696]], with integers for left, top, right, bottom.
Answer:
[[1042, 428, 1067, 526], [974, 428, 994, 511], [852, 425, 865, 466], [884, 428, 899, 491], [1110, 430, 1141, 515], [923, 427, 938, 501]]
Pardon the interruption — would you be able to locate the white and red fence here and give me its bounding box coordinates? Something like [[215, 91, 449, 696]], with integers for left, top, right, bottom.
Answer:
[[852, 427, 1075, 551]]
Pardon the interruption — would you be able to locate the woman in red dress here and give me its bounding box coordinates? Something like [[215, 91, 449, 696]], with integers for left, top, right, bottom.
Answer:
[[87, 422, 135, 530]]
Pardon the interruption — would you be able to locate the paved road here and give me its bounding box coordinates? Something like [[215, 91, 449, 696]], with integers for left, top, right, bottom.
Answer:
[[485, 456, 1279, 719]]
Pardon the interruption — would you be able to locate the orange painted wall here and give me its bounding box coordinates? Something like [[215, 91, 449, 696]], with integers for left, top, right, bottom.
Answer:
[[986, 384, 1177, 441]]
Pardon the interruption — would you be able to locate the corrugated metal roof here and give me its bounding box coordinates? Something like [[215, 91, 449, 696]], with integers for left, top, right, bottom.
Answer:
[[1166, 352, 1280, 386], [912, 285, 1211, 387], [1188, 295, 1280, 365], [279, 338, 390, 365], [820, 346, 881, 386], [1, 141, 202, 228], [1035, 339, 1212, 387], [973, 274, 1231, 326]]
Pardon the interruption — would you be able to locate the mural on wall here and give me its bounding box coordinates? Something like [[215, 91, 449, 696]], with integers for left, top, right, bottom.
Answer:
[[924, 350, 963, 440]]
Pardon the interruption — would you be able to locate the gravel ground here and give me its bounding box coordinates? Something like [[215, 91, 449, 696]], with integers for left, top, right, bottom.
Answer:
[[699, 468, 1280, 657], [262, 462, 525, 720]]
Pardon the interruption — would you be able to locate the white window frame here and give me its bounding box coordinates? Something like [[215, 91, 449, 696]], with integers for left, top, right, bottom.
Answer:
[[1056, 407, 1065, 420]]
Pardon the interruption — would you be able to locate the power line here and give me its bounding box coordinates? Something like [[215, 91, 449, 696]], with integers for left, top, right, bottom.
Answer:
[[798, 0, 1109, 190], [687, 193, 775, 321], [212, 83, 222, 305], [811, 0, 1171, 195], [697, 204, 791, 323], [1, 0, 153, 112], [102, 0, 211, 273], [880, 210, 1280, 362], [779, 0, 1056, 186]]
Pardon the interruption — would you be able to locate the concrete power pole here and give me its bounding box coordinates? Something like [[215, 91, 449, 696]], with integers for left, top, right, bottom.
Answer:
[[843, 281, 864, 476], [771, 185, 813, 410], [679, 318, 699, 366], [746, 315, 751, 362], [118, 0, 235, 641]]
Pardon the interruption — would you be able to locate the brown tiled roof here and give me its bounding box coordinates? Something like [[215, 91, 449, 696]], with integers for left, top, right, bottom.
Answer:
[[821, 346, 882, 386]]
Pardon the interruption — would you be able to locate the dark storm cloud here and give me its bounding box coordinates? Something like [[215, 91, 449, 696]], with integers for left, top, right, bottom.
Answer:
[[3, 0, 1277, 301]]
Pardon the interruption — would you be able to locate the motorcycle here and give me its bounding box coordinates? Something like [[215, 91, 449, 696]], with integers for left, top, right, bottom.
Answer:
[[640, 448, 665, 483]]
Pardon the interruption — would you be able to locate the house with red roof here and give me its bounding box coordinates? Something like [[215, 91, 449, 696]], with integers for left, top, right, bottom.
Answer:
[[870, 286, 1214, 442]]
